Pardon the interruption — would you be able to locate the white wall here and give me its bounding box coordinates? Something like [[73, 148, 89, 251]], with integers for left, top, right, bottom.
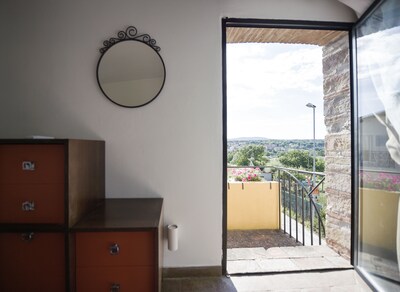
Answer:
[[0, 0, 356, 267]]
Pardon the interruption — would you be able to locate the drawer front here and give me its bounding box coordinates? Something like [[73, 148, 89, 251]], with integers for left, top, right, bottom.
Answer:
[[0, 232, 66, 292], [0, 183, 64, 223], [0, 144, 65, 184], [76, 231, 155, 267], [76, 266, 154, 292]]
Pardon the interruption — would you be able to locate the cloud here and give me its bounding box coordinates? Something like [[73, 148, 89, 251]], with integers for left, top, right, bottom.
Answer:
[[227, 43, 325, 139], [227, 43, 323, 93]]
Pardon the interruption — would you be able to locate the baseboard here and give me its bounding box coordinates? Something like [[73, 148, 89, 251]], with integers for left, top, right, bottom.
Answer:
[[163, 266, 222, 278]]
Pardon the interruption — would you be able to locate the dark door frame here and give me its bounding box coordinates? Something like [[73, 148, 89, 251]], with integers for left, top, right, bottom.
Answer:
[[221, 18, 354, 275]]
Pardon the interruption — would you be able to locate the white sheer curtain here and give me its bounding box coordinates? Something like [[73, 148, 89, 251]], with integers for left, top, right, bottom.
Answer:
[[358, 1, 400, 272]]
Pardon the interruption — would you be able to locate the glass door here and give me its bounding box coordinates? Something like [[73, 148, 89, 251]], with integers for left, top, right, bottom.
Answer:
[[354, 0, 400, 290]]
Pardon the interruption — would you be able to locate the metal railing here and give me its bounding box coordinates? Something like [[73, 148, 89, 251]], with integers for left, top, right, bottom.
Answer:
[[227, 165, 326, 246], [275, 167, 325, 246]]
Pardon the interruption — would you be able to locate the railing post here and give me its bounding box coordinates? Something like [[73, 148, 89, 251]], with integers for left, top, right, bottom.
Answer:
[[278, 169, 281, 231], [288, 178, 292, 238], [302, 188, 305, 246], [319, 217, 322, 245], [309, 194, 313, 246], [283, 176, 286, 234], [295, 183, 298, 243]]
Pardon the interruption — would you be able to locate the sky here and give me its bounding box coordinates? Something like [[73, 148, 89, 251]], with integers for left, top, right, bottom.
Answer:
[[227, 42, 325, 140]]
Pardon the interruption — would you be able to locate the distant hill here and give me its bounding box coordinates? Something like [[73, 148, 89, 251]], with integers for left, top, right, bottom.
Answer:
[[227, 138, 325, 158], [229, 137, 324, 142], [228, 137, 270, 141]]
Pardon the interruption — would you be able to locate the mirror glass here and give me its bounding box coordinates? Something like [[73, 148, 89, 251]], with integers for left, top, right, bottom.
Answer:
[[97, 40, 165, 107]]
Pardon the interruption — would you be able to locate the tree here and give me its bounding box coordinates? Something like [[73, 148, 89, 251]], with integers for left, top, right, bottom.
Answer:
[[227, 151, 235, 163], [315, 158, 325, 172], [230, 144, 269, 166], [278, 150, 325, 172], [278, 150, 310, 169]]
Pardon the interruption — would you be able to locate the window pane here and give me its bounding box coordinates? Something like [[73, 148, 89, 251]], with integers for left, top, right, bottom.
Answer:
[[356, 0, 400, 290]]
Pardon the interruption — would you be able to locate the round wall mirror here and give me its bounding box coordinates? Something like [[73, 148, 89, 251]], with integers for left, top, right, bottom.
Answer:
[[97, 27, 166, 108]]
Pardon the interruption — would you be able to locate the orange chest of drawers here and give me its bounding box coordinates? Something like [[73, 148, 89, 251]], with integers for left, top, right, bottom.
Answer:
[[72, 198, 163, 292], [0, 139, 105, 292]]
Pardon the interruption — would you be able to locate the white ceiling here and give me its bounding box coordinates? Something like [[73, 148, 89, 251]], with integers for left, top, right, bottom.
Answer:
[[337, 0, 375, 17]]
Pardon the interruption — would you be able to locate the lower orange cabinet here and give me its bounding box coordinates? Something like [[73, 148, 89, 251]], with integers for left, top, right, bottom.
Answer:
[[75, 231, 155, 267], [75, 231, 156, 292], [76, 266, 154, 292], [0, 232, 66, 292], [72, 199, 163, 292]]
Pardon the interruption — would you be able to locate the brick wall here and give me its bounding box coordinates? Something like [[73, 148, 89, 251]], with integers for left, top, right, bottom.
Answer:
[[323, 34, 351, 259]]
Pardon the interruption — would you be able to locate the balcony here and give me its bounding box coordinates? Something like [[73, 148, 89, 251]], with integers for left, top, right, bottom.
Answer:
[[227, 166, 352, 274]]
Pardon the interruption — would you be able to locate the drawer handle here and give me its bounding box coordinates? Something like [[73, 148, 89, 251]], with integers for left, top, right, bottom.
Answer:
[[109, 243, 120, 255], [22, 201, 35, 211], [21, 232, 34, 241], [22, 161, 35, 171], [110, 283, 120, 292]]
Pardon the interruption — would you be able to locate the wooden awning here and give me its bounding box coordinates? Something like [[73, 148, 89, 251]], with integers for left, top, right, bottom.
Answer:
[[227, 27, 347, 46]]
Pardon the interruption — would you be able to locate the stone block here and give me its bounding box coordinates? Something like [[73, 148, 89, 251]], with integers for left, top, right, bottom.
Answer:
[[325, 149, 351, 159], [325, 172, 351, 193], [323, 72, 350, 96], [325, 156, 351, 172], [326, 211, 351, 224], [325, 134, 351, 152], [325, 150, 352, 159], [326, 216, 351, 259], [324, 92, 350, 118], [323, 47, 349, 78], [325, 162, 351, 174], [326, 193, 351, 222], [325, 114, 351, 133]]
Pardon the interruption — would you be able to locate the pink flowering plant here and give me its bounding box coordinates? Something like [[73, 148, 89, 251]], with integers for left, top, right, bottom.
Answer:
[[361, 171, 400, 192], [229, 167, 263, 182]]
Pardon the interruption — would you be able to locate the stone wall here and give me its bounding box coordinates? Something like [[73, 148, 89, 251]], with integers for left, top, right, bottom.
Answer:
[[323, 34, 351, 259]]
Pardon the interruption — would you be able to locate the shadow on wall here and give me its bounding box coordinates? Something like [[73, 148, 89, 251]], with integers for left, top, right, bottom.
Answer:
[[0, 90, 102, 141]]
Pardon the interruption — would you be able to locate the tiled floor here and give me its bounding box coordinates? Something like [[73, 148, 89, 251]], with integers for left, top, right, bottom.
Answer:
[[228, 229, 301, 249], [162, 276, 236, 292], [166, 222, 366, 291], [227, 245, 352, 274], [162, 269, 372, 292]]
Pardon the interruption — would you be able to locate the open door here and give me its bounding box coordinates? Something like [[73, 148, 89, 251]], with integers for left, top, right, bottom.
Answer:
[[353, 0, 400, 290]]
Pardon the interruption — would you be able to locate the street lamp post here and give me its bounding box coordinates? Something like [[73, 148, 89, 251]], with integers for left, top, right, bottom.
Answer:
[[306, 103, 316, 189]]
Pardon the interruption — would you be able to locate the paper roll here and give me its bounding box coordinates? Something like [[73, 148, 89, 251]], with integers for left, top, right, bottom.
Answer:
[[167, 224, 178, 251]]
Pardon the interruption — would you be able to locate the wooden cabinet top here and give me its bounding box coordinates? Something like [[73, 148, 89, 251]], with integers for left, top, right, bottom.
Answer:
[[72, 198, 163, 231], [0, 138, 104, 145]]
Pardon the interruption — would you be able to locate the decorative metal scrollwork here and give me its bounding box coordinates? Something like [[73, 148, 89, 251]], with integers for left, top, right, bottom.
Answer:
[[99, 26, 160, 54]]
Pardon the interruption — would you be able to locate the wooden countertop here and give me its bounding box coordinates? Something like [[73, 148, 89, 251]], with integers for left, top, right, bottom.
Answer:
[[71, 198, 163, 231]]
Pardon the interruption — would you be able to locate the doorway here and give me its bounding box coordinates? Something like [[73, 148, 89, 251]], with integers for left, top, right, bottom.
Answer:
[[222, 19, 353, 275]]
